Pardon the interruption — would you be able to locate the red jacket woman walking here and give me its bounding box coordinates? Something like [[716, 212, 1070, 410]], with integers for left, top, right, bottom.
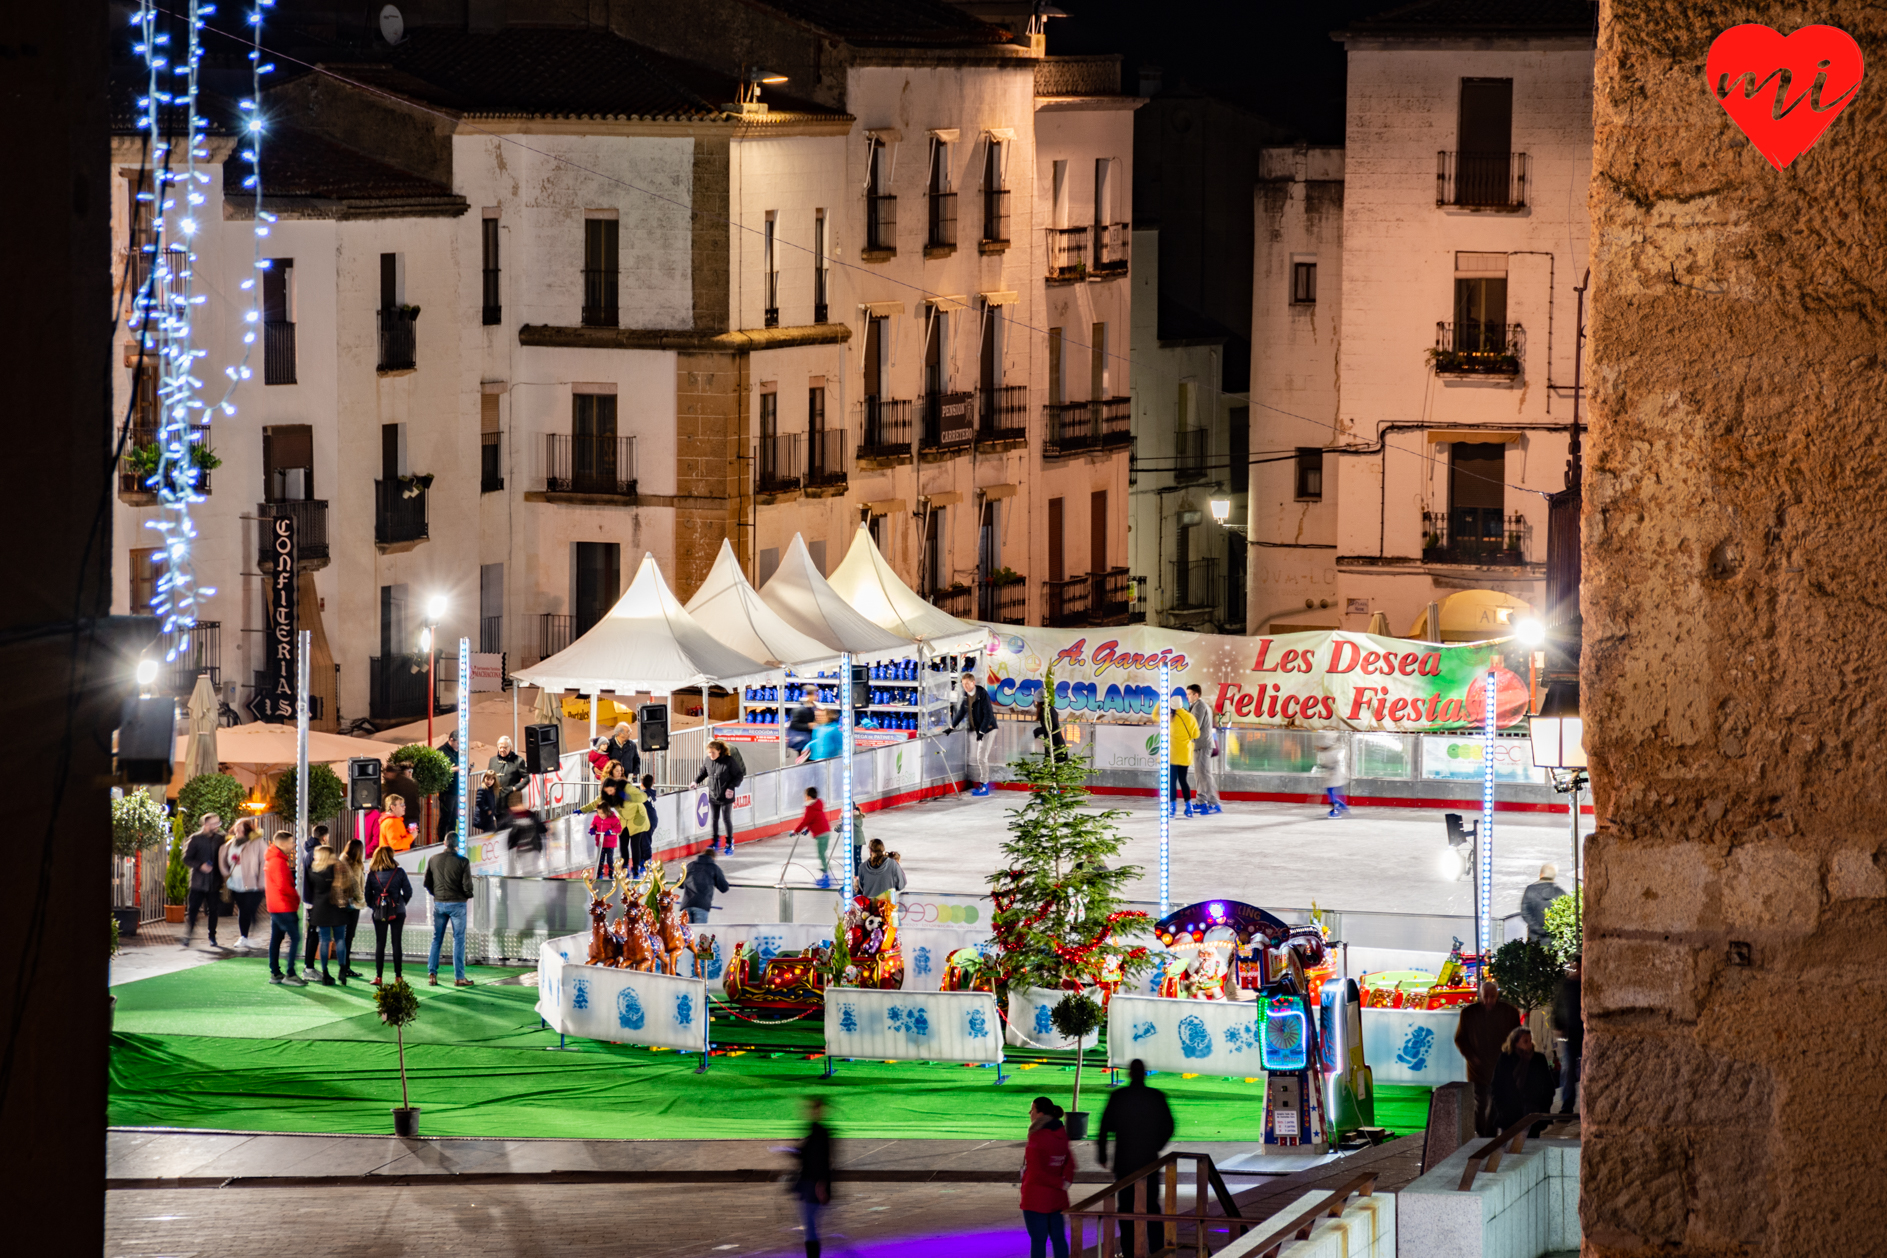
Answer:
[[1020, 1097, 1076, 1258], [263, 831, 306, 986]]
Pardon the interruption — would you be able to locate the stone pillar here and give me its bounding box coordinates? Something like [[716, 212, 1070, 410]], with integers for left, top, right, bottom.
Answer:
[[1584, 5, 1883, 1254], [675, 351, 750, 600]]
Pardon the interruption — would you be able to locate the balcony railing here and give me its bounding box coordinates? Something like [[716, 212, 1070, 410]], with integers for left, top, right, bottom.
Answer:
[[758, 432, 802, 493], [1437, 151, 1529, 209], [927, 190, 957, 250], [1174, 427, 1208, 481], [120, 428, 216, 498], [482, 268, 501, 325], [856, 398, 912, 460], [480, 615, 503, 655], [979, 578, 1026, 625], [982, 188, 1010, 246], [813, 268, 828, 324], [929, 586, 972, 618], [1168, 557, 1221, 611], [264, 320, 296, 384], [369, 652, 431, 722], [1046, 226, 1088, 281], [1043, 398, 1131, 456], [377, 308, 417, 371], [534, 613, 574, 666], [978, 384, 1028, 443], [1423, 508, 1529, 565], [919, 391, 975, 451], [545, 433, 638, 498], [1044, 576, 1091, 627], [255, 499, 330, 564], [1091, 222, 1130, 275], [159, 620, 221, 697], [481, 432, 504, 493], [807, 427, 847, 487], [866, 193, 897, 253], [764, 270, 779, 329], [582, 267, 619, 327], [1431, 322, 1524, 375], [375, 478, 430, 546], [1091, 567, 1130, 620]]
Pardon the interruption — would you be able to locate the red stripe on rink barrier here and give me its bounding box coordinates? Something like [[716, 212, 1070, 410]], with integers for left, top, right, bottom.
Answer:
[[987, 780, 1595, 814]]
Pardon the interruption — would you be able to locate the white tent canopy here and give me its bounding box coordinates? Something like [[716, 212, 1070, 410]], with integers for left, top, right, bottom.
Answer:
[[759, 534, 913, 660], [827, 524, 988, 653], [513, 552, 770, 696], [685, 539, 838, 669]]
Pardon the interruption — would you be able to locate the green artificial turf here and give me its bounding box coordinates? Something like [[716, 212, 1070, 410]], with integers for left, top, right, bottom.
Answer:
[[108, 959, 1430, 1142]]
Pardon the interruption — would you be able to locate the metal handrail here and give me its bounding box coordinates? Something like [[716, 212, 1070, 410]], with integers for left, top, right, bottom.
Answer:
[[1067, 1151, 1248, 1258], [1224, 1171, 1381, 1258], [1457, 1112, 1576, 1192]]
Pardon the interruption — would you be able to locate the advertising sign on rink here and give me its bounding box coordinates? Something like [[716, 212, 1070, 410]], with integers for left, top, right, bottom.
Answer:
[[823, 986, 1004, 1065], [538, 936, 710, 1056], [1105, 994, 1265, 1077]]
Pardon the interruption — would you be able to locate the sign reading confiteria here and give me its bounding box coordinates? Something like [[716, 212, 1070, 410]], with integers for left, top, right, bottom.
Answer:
[[972, 625, 1531, 732], [250, 513, 298, 723]]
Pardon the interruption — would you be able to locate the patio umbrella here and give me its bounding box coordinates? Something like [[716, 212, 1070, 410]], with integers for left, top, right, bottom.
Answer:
[[532, 686, 561, 724], [1367, 611, 1393, 637], [182, 674, 219, 783]]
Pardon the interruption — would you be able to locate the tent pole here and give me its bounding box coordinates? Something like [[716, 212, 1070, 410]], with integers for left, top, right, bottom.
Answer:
[[840, 651, 854, 902]]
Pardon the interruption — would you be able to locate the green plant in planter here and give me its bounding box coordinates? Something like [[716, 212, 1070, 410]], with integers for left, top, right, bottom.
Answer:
[[110, 912, 121, 958], [163, 831, 189, 906], [178, 772, 246, 834], [272, 763, 348, 829], [1543, 889, 1582, 966], [390, 744, 453, 797], [1488, 939, 1564, 1016], [398, 472, 434, 499], [112, 788, 170, 859], [990, 566, 1023, 586], [375, 978, 421, 1115], [124, 441, 221, 490], [398, 304, 421, 320], [1049, 992, 1104, 1118]]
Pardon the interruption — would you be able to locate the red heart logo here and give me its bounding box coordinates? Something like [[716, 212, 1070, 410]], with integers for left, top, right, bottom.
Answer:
[[1707, 24, 1865, 170]]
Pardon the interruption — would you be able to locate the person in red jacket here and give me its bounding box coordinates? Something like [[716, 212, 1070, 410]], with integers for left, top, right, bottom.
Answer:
[[264, 830, 307, 986], [1020, 1096, 1076, 1258], [790, 787, 835, 888]]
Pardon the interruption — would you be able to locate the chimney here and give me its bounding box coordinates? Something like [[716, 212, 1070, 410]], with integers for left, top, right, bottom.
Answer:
[[1138, 65, 1163, 97]]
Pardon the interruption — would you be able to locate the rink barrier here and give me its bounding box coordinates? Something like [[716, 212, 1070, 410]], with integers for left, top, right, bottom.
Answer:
[[822, 986, 1005, 1074], [1105, 994, 1267, 1077], [537, 933, 711, 1067]]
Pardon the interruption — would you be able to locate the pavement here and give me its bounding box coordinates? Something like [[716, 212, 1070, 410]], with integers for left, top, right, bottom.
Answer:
[[717, 789, 1591, 923]]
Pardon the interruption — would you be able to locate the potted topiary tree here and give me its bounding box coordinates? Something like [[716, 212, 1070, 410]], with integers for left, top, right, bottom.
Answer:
[[271, 763, 348, 832], [390, 744, 453, 799], [376, 977, 422, 1136], [111, 788, 169, 937], [177, 772, 247, 835], [1048, 992, 1104, 1140], [163, 824, 189, 923]]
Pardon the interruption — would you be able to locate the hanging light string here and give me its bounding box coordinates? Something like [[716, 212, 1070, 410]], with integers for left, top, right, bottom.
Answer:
[[131, 0, 275, 661]]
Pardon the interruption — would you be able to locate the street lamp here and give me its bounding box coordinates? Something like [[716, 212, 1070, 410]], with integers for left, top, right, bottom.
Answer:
[[1530, 681, 1587, 938], [420, 596, 447, 841], [739, 67, 789, 107], [1209, 497, 1230, 525]]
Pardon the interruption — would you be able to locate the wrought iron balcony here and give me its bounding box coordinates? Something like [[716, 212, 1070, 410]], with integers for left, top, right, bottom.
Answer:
[[1431, 322, 1524, 375], [977, 385, 1028, 444], [1091, 222, 1130, 275], [1044, 576, 1091, 627], [1091, 567, 1131, 620], [1437, 151, 1529, 209], [377, 308, 417, 371], [1043, 398, 1131, 456], [533, 613, 574, 666], [758, 431, 802, 493], [979, 577, 1026, 625], [856, 397, 912, 460], [1167, 557, 1221, 612], [264, 320, 296, 384], [1046, 226, 1088, 281], [582, 267, 619, 327], [807, 427, 847, 487], [545, 433, 638, 498], [927, 190, 957, 250], [764, 270, 779, 329], [1174, 427, 1208, 482], [866, 193, 897, 253], [480, 431, 504, 493], [374, 478, 429, 545], [929, 585, 972, 618], [254, 498, 330, 564], [918, 391, 975, 452], [982, 188, 1010, 246], [1422, 508, 1529, 565]]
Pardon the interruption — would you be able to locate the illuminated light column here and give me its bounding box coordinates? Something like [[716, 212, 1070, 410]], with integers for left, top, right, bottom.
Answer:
[[294, 629, 309, 845], [840, 652, 855, 901], [1480, 668, 1497, 956], [1159, 658, 1172, 916], [457, 637, 471, 856]]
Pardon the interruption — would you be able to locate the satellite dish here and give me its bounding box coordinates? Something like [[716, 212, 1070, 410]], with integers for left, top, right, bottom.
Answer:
[[379, 5, 404, 45]]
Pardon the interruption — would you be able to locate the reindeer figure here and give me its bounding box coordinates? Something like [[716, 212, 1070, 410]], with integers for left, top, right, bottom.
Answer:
[[612, 868, 659, 971], [582, 875, 620, 967], [650, 866, 693, 976]]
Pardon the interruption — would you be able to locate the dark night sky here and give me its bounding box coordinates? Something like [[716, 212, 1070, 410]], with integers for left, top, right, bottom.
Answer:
[[1047, 0, 1390, 142]]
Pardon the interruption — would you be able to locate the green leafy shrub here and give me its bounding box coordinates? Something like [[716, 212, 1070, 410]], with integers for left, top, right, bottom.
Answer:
[[111, 788, 169, 858], [376, 978, 422, 1109], [1544, 889, 1582, 965], [163, 830, 188, 905], [1488, 939, 1563, 1015], [390, 745, 453, 797], [271, 763, 347, 827], [1049, 992, 1105, 1114], [177, 773, 245, 834]]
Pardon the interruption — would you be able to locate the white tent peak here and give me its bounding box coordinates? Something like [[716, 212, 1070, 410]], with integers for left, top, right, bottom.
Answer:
[[759, 534, 912, 658], [828, 524, 986, 651], [513, 552, 768, 695], [685, 539, 837, 668]]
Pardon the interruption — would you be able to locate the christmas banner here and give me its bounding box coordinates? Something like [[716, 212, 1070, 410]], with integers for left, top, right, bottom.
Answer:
[[538, 936, 711, 1054], [822, 986, 1004, 1065], [972, 625, 1530, 733]]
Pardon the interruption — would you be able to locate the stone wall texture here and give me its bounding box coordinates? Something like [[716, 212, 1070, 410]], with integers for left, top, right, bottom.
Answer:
[[1584, 2, 1887, 1255]]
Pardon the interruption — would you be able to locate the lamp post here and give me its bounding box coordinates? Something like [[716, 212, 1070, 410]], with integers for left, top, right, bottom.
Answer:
[[420, 594, 446, 840], [1529, 679, 1587, 936]]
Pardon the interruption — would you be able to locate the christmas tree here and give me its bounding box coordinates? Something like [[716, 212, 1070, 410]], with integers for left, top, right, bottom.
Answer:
[[986, 683, 1152, 998]]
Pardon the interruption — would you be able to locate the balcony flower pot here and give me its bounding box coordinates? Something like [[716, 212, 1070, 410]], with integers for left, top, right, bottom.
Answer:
[[399, 473, 434, 500]]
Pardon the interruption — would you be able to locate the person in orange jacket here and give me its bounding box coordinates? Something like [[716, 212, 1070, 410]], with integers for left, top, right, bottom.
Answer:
[[1019, 1096, 1077, 1258], [264, 830, 306, 986], [379, 794, 416, 853]]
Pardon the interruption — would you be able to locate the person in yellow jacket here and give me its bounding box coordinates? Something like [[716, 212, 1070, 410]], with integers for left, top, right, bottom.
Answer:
[[620, 779, 655, 878], [1168, 691, 1202, 818]]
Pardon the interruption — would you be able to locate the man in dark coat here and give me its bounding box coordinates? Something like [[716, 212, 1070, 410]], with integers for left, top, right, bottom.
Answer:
[[1552, 955, 1583, 1114], [488, 735, 528, 806], [1492, 1027, 1559, 1135], [435, 729, 462, 842], [1455, 981, 1522, 1135], [1519, 864, 1568, 942], [948, 672, 999, 795], [1097, 1058, 1176, 1257], [180, 812, 227, 950], [679, 848, 731, 924]]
